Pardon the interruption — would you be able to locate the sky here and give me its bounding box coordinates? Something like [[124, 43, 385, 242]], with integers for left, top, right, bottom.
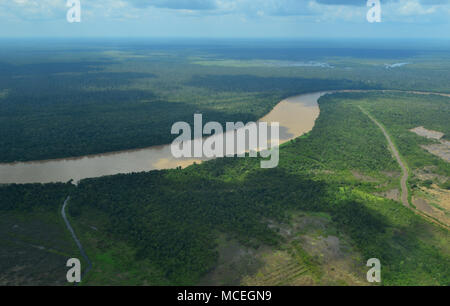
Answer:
[[0, 0, 449, 39]]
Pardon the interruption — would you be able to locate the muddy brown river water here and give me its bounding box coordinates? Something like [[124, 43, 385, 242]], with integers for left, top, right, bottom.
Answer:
[[0, 92, 325, 184]]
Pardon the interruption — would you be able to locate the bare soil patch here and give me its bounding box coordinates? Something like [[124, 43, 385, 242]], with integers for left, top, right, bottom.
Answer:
[[410, 127, 450, 162], [422, 141, 450, 163], [413, 197, 435, 215], [410, 126, 444, 140], [375, 189, 400, 201]]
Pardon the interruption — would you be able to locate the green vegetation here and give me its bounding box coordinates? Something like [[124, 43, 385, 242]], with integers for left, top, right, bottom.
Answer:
[[354, 92, 450, 176], [0, 41, 449, 286], [1, 40, 450, 163], [67, 92, 448, 286], [2, 90, 448, 285], [0, 183, 73, 212], [0, 183, 78, 285], [440, 180, 450, 190], [332, 92, 450, 220], [0, 46, 372, 163]]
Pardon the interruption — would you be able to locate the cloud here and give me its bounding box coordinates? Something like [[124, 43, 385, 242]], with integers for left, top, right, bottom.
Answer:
[[394, 0, 439, 15], [123, 0, 316, 17], [316, 0, 367, 5], [223, 0, 317, 17], [0, 0, 66, 21], [310, 0, 450, 22], [0, 0, 448, 28], [126, 0, 217, 10]]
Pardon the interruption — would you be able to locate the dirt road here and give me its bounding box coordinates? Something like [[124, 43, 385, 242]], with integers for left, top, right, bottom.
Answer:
[[359, 107, 409, 207], [360, 107, 450, 230]]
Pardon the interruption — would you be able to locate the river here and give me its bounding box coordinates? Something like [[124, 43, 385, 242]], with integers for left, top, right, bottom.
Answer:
[[0, 92, 324, 184]]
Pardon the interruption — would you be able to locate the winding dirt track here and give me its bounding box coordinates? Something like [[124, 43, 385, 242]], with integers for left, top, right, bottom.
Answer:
[[359, 107, 450, 230], [359, 107, 409, 207]]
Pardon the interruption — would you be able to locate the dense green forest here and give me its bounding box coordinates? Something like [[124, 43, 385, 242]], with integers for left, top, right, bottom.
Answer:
[[1, 40, 450, 162], [0, 41, 449, 286], [1, 91, 448, 285], [4, 91, 446, 285], [0, 183, 74, 212]]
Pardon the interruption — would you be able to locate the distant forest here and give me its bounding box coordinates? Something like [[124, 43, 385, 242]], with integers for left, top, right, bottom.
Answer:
[[0, 41, 449, 162]]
